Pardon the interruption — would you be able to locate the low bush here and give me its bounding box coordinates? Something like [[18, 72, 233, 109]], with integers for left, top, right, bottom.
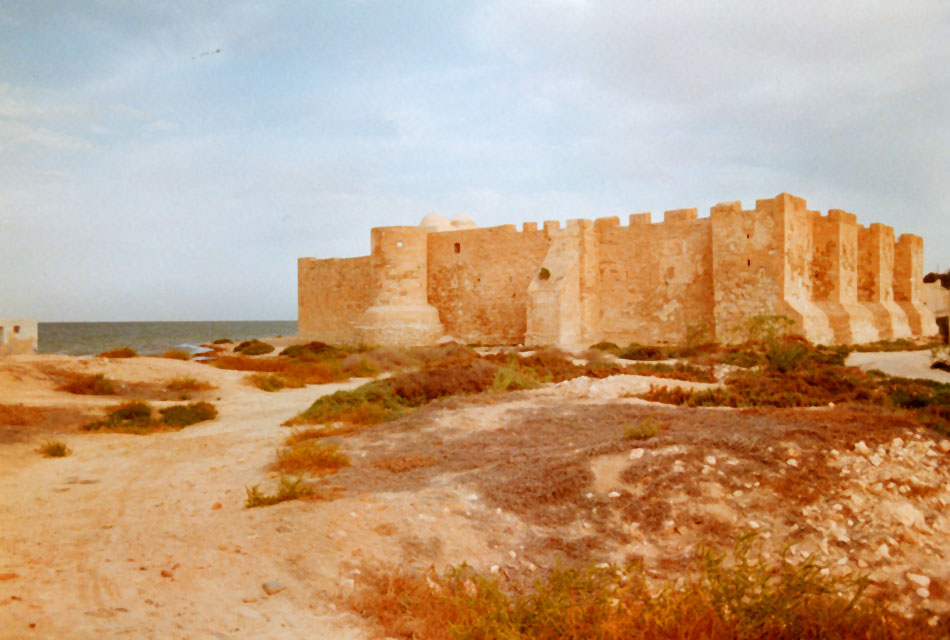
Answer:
[[59, 373, 118, 396], [37, 440, 71, 457], [212, 338, 232, 344], [246, 372, 305, 392], [272, 440, 350, 476], [853, 338, 929, 352], [618, 343, 669, 360], [352, 535, 940, 640], [234, 339, 274, 356], [589, 341, 620, 353], [624, 416, 660, 440], [245, 475, 312, 508], [159, 349, 191, 360], [81, 400, 217, 433], [97, 347, 137, 358], [159, 402, 217, 427], [166, 376, 215, 392]]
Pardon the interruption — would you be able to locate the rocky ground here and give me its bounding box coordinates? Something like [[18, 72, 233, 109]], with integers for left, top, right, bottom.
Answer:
[[1, 350, 949, 638]]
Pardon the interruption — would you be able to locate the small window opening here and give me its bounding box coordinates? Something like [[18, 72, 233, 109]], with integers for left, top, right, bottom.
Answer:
[[13, 325, 20, 334], [747, 259, 751, 267], [396, 241, 403, 248], [539, 267, 551, 280], [454, 242, 460, 254], [746, 234, 751, 239]]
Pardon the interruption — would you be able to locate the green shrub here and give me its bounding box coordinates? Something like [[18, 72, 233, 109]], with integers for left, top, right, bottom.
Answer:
[[624, 416, 660, 440], [589, 341, 620, 352], [245, 475, 312, 508], [166, 376, 215, 392], [234, 339, 274, 356], [246, 372, 305, 392], [37, 440, 71, 457], [82, 401, 153, 433], [159, 402, 217, 427]]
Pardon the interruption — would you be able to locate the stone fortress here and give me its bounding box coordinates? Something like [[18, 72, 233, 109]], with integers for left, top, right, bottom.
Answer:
[[298, 193, 938, 348]]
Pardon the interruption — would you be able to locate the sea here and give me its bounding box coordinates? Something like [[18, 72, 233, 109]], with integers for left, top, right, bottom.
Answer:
[[38, 321, 297, 356]]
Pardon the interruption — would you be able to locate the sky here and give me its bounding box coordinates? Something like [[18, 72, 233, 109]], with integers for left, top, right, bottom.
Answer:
[[2, 1, 948, 322]]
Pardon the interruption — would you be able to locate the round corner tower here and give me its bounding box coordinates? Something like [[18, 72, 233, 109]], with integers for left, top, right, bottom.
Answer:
[[355, 225, 444, 346]]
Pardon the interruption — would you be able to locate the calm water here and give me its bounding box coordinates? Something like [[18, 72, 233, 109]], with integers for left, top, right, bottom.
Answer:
[[39, 321, 297, 356]]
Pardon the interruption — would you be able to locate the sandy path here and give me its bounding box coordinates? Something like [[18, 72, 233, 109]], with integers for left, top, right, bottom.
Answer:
[[0, 373, 372, 640]]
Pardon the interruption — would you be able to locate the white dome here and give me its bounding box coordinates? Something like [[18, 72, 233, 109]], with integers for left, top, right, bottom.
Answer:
[[450, 213, 477, 229], [419, 212, 451, 233]]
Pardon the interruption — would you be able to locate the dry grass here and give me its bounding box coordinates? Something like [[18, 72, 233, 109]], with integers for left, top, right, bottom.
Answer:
[[351, 537, 945, 639], [97, 347, 137, 358], [234, 339, 275, 356], [159, 349, 191, 360], [372, 455, 438, 473], [36, 440, 71, 457], [244, 475, 312, 508], [0, 404, 56, 427], [166, 376, 215, 392], [58, 372, 118, 395], [246, 372, 305, 392], [271, 439, 350, 476]]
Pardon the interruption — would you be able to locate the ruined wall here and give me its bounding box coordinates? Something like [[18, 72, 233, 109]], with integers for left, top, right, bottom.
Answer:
[[427, 224, 550, 344], [596, 210, 714, 345], [297, 256, 372, 344], [0, 318, 39, 356]]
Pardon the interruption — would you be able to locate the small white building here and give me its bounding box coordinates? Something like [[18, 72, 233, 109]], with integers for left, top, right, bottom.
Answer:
[[0, 318, 38, 355]]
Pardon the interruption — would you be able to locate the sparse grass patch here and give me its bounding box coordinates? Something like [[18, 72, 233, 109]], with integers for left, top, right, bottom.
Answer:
[[234, 339, 275, 356], [166, 376, 215, 392], [59, 372, 118, 395], [159, 349, 191, 360], [853, 338, 933, 352], [37, 440, 71, 457], [624, 416, 660, 440], [351, 536, 942, 640], [372, 454, 438, 473], [272, 439, 350, 476], [244, 475, 312, 508], [246, 372, 305, 392], [97, 347, 137, 358]]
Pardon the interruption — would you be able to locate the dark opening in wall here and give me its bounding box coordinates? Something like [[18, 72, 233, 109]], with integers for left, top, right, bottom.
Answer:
[[454, 242, 460, 254], [13, 325, 20, 334], [747, 259, 751, 267]]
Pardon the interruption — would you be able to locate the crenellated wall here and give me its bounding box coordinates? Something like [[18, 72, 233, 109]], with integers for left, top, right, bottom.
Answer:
[[297, 193, 938, 347], [0, 318, 38, 356]]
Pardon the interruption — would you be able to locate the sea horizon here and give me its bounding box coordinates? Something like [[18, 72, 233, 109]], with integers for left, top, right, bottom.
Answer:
[[38, 320, 297, 356]]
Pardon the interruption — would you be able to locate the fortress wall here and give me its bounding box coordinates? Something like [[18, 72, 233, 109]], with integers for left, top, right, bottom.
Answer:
[[596, 210, 714, 345], [427, 224, 551, 344], [710, 200, 785, 341], [857, 224, 913, 339], [810, 210, 879, 343], [298, 256, 372, 344], [894, 234, 938, 337]]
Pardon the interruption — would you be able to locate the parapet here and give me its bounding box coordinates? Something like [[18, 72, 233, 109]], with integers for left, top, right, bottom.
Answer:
[[0, 318, 38, 356]]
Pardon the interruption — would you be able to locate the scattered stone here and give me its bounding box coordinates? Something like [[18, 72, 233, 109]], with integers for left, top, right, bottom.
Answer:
[[917, 587, 931, 599], [628, 448, 644, 460], [939, 440, 950, 453], [787, 458, 799, 468], [262, 581, 286, 595], [855, 441, 871, 455], [907, 573, 931, 588], [869, 454, 883, 467], [490, 565, 500, 574], [607, 491, 620, 498], [160, 569, 173, 578], [704, 455, 717, 466]]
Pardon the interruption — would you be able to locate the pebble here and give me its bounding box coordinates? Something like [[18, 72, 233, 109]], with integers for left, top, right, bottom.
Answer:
[[608, 491, 620, 498], [868, 454, 883, 467], [939, 441, 950, 453], [628, 448, 644, 460], [907, 573, 931, 588], [917, 588, 930, 599], [855, 441, 870, 455], [704, 455, 717, 466], [787, 458, 799, 467], [262, 581, 286, 595], [490, 565, 499, 574]]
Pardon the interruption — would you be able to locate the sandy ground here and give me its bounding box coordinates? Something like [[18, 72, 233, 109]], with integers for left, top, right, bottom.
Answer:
[[1, 351, 950, 638], [848, 349, 950, 383]]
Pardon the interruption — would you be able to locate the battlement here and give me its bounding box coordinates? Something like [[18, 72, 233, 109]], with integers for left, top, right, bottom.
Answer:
[[298, 192, 937, 347]]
